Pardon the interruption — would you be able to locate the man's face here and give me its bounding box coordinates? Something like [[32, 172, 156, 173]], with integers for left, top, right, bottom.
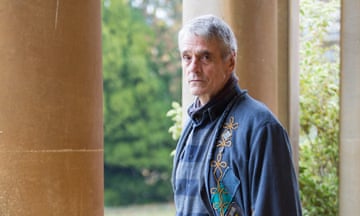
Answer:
[[179, 34, 235, 105]]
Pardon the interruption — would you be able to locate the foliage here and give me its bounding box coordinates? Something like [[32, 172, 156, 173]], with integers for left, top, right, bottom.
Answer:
[[102, 0, 181, 206], [298, 0, 340, 215], [166, 101, 182, 141], [166, 101, 182, 156], [104, 164, 172, 206], [131, 0, 182, 100]]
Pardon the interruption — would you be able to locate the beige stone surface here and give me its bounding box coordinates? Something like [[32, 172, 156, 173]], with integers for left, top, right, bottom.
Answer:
[[0, 151, 103, 215], [0, 0, 104, 215], [339, 0, 360, 215]]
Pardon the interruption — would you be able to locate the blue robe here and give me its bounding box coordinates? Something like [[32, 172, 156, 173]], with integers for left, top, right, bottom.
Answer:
[[172, 78, 302, 216]]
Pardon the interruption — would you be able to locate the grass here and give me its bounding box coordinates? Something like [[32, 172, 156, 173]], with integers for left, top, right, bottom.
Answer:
[[105, 203, 175, 216]]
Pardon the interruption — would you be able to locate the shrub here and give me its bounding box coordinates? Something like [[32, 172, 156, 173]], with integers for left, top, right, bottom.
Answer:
[[299, 0, 340, 215]]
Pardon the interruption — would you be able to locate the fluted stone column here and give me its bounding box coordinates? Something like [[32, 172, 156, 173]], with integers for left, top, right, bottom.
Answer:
[[181, 0, 299, 165], [0, 1, 103, 215], [339, 0, 360, 215]]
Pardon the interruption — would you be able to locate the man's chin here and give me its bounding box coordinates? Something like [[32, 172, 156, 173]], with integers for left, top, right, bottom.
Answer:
[[189, 88, 203, 96]]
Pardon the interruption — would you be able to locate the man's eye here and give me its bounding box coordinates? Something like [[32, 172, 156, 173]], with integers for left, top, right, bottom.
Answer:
[[201, 55, 211, 63], [182, 55, 192, 62]]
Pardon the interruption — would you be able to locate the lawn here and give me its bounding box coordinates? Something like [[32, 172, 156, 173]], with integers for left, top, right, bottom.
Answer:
[[105, 203, 175, 216]]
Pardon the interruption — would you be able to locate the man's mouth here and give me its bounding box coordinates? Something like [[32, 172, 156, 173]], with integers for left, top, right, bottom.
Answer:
[[188, 79, 203, 83]]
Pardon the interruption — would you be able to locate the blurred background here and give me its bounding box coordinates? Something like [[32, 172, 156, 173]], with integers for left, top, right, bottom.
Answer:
[[102, 0, 340, 215], [102, 0, 182, 209]]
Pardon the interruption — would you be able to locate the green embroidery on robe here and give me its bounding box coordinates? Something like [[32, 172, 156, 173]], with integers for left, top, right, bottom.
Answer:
[[211, 182, 232, 215]]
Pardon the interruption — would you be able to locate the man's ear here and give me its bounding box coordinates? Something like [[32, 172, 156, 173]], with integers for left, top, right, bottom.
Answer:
[[227, 52, 236, 74]]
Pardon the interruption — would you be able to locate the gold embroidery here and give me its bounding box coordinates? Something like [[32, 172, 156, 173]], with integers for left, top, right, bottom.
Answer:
[[223, 116, 239, 131], [210, 116, 239, 216]]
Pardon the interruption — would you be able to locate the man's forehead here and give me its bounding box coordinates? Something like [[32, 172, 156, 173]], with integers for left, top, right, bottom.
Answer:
[[180, 35, 218, 54]]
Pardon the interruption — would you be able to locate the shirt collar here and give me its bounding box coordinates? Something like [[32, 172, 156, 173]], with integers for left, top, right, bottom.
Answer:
[[188, 75, 243, 126]]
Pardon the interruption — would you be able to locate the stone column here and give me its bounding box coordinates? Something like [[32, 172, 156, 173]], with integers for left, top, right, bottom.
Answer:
[[0, 1, 104, 215], [339, 0, 360, 215], [223, 0, 299, 166], [223, 0, 299, 131], [181, 0, 299, 164]]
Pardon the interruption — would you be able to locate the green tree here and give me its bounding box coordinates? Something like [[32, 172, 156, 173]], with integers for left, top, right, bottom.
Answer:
[[298, 0, 340, 215], [102, 0, 177, 206], [131, 0, 182, 100]]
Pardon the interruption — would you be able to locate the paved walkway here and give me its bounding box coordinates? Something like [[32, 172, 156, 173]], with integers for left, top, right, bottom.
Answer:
[[105, 203, 175, 216]]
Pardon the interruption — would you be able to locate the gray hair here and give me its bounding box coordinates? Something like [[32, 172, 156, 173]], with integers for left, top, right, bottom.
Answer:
[[178, 14, 238, 59]]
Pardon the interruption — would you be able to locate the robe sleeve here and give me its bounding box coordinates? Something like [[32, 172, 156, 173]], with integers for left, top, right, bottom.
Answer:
[[249, 122, 302, 216]]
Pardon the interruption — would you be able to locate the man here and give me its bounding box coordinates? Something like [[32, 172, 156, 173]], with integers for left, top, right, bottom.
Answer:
[[172, 15, 302, 216]]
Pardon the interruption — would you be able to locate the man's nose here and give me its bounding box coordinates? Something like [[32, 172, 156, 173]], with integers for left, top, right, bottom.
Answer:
[[188, 57, 200, 72]]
